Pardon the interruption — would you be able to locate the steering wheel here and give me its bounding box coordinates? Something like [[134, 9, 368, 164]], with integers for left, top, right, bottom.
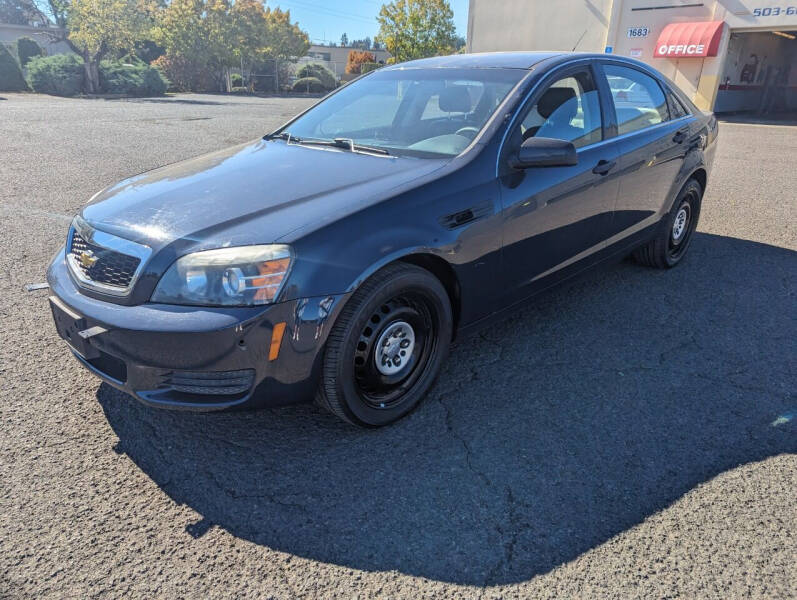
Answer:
[[455, 126, 479, 139]]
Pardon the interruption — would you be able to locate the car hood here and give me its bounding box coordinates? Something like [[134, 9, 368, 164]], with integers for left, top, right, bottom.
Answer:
[[81, 139, 449, 252]]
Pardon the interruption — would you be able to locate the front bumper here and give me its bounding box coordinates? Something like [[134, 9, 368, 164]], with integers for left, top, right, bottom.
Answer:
[[47, 249, 349, 410]]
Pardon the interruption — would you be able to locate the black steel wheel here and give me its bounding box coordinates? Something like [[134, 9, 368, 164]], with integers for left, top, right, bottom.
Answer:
[[634, 178, 702, 268], [317, 263, 452, 427]]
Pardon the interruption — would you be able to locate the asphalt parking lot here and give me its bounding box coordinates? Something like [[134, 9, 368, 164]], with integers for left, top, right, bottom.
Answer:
[[1, 93, 795, 599]]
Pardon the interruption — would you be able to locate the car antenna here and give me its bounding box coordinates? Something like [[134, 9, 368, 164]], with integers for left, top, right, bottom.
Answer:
[[572, 29, 587, 52]]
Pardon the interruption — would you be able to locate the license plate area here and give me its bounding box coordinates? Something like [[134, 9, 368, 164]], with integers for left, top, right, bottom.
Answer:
[[49, 296, 101, 360]]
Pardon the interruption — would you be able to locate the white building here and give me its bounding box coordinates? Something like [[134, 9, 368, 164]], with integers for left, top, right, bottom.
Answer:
[[467, 0, 797, 113], [0, 23, 71, 57], [298, 44, 392, 79]]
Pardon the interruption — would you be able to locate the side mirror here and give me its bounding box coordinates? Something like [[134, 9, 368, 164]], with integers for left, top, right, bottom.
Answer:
[[509, 137, 578, 169]]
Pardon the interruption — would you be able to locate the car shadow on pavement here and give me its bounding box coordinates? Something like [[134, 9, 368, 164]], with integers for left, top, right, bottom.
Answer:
[[98, 232, 796, 586]]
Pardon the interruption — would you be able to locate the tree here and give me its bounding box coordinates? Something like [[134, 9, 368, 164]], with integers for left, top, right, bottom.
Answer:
[[203, 0, 236, 90], [345, 49, 375, 74], [376, 0, 456, 63], [152, 0, 206, 63], [262, 6, 309, 61], [229, 2, 308, 91], [350, 36, 372, 50], [154, 0, 308, 92], [340, 32, 348, 47], [67, 0, 154, 92], [0, 0, 34, 24]]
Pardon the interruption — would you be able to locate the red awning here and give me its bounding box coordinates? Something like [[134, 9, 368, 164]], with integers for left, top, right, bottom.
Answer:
[[653, 21, 725, 58]]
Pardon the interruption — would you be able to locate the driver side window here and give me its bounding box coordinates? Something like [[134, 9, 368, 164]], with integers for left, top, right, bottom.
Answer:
[[518, 70, 603, 149]]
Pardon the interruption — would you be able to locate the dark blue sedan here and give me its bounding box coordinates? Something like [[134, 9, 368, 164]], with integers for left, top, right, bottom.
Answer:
[[48, 52, 718, 426]]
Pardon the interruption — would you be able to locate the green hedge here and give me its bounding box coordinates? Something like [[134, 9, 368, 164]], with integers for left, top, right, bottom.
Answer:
[[295, 63, 336, 90], [360, 62, 381, 75], [0, 43, 28, 91], [16, 37, 43, 67], [27, 54, 83, 96], [292, 76, 325, 93], [26, 55, 168, 96], [99, 60, 168, 96]]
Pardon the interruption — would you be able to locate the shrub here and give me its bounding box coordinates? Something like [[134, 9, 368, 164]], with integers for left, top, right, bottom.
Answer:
[[99, 60, 168, 96], [231, 73, 243, 87], [295, 63, 336, 90], [16, 37, 43, 68], [360, 62, 381, 75], [151, 54, 213, 92], [0, 43, 28, 91], [292, 76, 324, 93], [141, 64, 169, 95], [345, 50, 375, 75], [27, 53, 82, 96]]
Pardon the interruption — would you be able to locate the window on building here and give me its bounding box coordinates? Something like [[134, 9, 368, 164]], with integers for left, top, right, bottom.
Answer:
[[604, 65, 670, 134], [517, 70, 603, 149]]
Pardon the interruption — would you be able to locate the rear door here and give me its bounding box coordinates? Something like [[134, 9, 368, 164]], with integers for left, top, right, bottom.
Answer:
[[498, 61, 623, 303], [596, 61, 693, 241]]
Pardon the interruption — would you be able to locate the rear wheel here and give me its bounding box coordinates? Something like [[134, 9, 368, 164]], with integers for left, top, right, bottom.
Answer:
[[634, 178, 702, 268], [317, 263, 452, 427]]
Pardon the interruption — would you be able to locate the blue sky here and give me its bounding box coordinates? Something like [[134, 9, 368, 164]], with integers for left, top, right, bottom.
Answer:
[[270, 0, 470, 46]]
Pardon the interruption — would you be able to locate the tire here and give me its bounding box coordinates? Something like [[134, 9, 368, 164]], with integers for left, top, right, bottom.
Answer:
[[633, 178, 702, 269], [316, 262, 453, 427]]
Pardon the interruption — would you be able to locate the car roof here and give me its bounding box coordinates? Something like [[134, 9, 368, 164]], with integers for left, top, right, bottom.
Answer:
[[384, 52, 565, 70]]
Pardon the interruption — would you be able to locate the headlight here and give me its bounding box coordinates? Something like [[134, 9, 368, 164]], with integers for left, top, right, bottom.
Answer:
[[151, 245, 292, 306]]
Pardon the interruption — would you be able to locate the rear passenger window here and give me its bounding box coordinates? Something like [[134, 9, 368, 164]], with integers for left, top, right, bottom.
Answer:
[[604, 65, 669, 135], [668, 91, 689, 119]]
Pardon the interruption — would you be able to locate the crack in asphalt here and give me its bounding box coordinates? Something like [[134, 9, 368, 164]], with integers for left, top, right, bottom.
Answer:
[[436, 393, 492, 488], [481, 486, 524, 595]]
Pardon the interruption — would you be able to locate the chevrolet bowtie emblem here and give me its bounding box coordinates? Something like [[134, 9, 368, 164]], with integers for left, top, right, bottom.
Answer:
[[79, 250, 99, 268]]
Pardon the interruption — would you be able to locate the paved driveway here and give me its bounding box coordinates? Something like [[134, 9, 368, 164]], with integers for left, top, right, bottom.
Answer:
[[1, 93, 795, 599]]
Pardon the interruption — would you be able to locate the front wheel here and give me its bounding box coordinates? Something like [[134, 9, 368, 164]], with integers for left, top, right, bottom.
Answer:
[[634, 178, 702, 268], [317, 263, 452, 427]]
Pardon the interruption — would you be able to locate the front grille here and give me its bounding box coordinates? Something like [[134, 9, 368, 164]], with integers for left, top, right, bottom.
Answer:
[[166, 369, 255, 396], [69, 230, 141, 289]]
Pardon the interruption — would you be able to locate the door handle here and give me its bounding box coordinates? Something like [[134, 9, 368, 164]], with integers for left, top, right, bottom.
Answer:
[[673, 128, 689, 144], [592, 159, 616, 176]]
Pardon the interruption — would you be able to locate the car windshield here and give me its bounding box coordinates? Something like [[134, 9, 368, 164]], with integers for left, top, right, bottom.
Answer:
[[276, 67, 525, 158]]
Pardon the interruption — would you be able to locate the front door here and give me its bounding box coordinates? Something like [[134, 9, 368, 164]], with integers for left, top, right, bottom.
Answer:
[[499, 64, 622, 304], [598, 62, 692, 241]]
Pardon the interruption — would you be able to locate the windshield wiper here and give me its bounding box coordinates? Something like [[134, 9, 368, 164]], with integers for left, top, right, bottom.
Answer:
[[330, 138, 391, 156], [299, 137, 391, 156], [264, 131, 298, 142], [265, 133, 390, 156]]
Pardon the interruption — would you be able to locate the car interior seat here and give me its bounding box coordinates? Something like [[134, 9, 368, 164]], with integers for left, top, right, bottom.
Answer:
[[523, 87, 583, 143]]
